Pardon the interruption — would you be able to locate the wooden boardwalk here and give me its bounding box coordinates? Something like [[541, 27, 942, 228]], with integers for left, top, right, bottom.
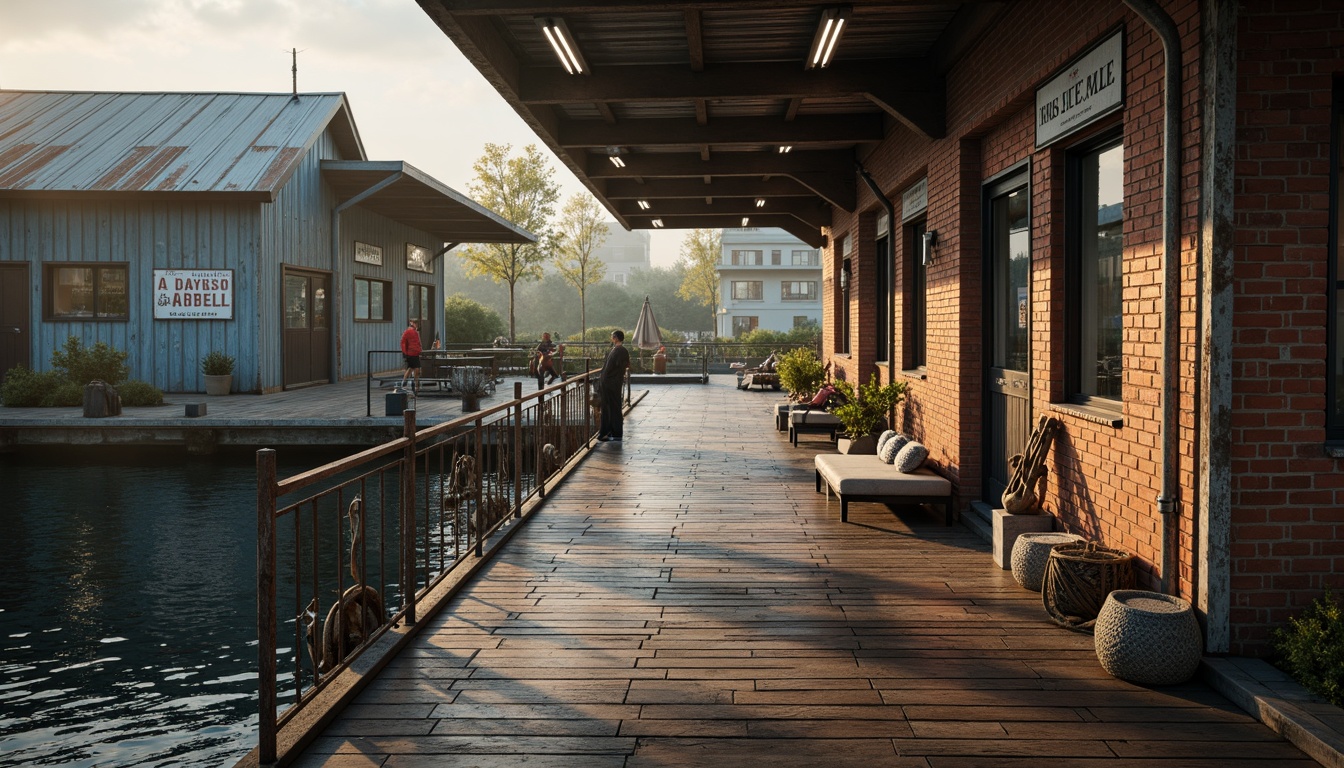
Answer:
[[293, 380, 1313, 767]]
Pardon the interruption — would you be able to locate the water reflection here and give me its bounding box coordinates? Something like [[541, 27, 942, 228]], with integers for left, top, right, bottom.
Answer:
[[0, 449, 348, 768]]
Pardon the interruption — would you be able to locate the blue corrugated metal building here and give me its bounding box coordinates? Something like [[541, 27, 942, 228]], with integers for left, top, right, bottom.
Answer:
[[0, 90, 532, 393]]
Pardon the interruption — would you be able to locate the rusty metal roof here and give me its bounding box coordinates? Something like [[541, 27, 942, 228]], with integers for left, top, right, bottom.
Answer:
[[417, 1, 1007, 246], [0, 91, 365, 199]]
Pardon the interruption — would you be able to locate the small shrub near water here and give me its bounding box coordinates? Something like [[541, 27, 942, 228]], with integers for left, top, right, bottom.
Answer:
[[1273, 589, 1344, 707], [52, 335, 130, 385], [118, 380, 165, 407], [1, 367, 65, 407]]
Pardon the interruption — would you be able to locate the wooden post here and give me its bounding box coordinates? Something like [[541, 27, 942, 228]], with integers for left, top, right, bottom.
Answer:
[[256, 448, 278, 766]]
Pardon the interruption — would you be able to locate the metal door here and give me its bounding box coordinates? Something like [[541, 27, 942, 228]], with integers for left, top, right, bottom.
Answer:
[[984, 173, 1032, 504], [0, 264, 30, 381], [282, 270, 331, 388]]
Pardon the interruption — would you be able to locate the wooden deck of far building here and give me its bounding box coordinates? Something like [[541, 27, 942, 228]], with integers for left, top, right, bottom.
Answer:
[[288, 378, 1315, 768]]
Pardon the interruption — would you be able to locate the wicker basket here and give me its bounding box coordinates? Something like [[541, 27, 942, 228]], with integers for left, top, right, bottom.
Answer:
[[1041, 541, 1135, 632]]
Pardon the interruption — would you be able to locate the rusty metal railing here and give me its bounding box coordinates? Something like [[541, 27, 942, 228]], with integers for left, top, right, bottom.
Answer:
[[253, 373, 597, 764]]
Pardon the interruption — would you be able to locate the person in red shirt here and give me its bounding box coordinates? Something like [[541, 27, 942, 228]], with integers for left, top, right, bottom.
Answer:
[[400, 318, 422, 391]]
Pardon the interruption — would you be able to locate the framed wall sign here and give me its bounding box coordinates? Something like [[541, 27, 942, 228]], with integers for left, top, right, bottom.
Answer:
[[1035, 30, 1124, 148], [354, 241, 383, 266], [153, 269, 234, 319], [406, 244, 433, 273]]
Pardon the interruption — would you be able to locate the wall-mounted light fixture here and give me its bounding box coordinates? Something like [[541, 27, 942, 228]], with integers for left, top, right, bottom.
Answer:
[[839, 263, 850, 292], [637, 200, 651, 210], [535, 17, 587, 75], [806, 6, 851, 70], [922, 229, 937, 265]]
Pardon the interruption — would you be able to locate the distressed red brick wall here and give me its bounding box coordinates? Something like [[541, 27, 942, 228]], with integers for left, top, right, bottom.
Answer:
[[1229, 1, 1344, 654]]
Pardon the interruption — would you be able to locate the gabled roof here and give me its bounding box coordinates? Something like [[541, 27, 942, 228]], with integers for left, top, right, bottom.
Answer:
[[0, 91, 364, 200], [417, 1, 1007, 247]]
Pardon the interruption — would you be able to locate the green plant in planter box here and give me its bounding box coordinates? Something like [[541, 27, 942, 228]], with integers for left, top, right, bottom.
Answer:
[[776, 347, 826, 402], [831, 374, 906, 438], [201, 351, 235, 376], [1272, 589, 1344, 707]]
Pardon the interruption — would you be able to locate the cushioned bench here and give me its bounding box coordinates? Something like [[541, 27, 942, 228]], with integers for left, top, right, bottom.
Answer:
[[814, 453, 954, 525], [789, 409, 840, 446]]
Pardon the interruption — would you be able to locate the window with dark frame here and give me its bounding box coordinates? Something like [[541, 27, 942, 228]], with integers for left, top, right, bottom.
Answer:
[[841, 258, 852, 355], [407, 282, 436, 345], [44, 263, 129, 320], [1068, 133, 1125, 406], [907, 219, 928, 369], [731, 316, 758, 336], [875, 220, 891, 364], [354, 276, 391, 321], [781, 281, 817, 301], [731, 250, 763, 266], [731, 281, 763, 300], [1329, 80, 1344, 438]]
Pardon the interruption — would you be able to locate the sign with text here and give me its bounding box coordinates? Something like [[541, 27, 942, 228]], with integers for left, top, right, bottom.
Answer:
[[901, 177, 928, 222], [153, 269, 234, 319], [1035, 30, 1124, 148], [354, 241, 383, 266]]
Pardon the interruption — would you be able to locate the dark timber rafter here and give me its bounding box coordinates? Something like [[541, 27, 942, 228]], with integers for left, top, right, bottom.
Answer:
[[586, 150, 856, 212], [521, 60, 944, 139], [603, 177, 817, 200], [626, 213, 826, 248], [557, 114, 884, 149], [615, 197, 832, 230]]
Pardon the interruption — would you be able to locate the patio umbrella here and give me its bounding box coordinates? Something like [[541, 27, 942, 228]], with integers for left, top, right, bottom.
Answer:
[[630, 295, 663, 350]]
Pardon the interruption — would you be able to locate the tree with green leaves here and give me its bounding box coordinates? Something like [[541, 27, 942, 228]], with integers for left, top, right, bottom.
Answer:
[[442, 295, 507, 344], [553, 193, 609, 341], [458, 143, 561, 341], [675, 228, 722, 333]]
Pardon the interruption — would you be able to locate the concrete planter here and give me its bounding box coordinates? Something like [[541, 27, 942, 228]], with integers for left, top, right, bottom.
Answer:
[[837, 434, 878, 454], [203, 374, 232, 396]]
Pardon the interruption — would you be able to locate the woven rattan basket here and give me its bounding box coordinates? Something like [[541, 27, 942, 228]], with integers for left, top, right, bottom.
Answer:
[[1041, 541, 1135, 632]]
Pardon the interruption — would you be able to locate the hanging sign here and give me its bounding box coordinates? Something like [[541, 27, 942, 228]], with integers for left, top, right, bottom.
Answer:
[[406, 244, 433, 273], [354, 241, 383, 266], [1035, 30, 1124, 148], [153, 269, 234, 319]]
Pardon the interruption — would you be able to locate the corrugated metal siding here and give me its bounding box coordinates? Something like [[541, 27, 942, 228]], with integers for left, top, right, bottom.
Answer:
[[0, 196, 262, 392], [0, 91, 359, 195]]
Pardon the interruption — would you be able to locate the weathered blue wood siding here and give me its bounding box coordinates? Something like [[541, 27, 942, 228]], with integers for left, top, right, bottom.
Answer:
[[0, 197, 262, 393]]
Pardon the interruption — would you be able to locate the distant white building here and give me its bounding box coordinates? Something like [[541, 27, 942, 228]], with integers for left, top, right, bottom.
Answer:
[[717, 227, 822, 337], [594, 223, 650, 286]]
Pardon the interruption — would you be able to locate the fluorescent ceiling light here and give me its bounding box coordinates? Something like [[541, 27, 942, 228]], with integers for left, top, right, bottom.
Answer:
[[741, 217, 750, 227], [638, 200, 650, 210], [807, 6, 850, 69], [609, 156, 626, 168], [535, 17, 587, 75], [652, 219, 664, 228], [755, 198, 766, 208], [778, 145, 793, 154]]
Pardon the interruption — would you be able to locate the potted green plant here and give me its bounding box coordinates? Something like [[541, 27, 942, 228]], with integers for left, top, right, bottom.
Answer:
[[201, 351, 235, 396], [776, 347, 826, 403], [831, 374, 907, 454]]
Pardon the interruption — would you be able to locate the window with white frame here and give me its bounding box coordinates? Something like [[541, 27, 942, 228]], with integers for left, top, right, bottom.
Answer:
[[731, 250, 764, 266], [791, 249, 819, 266], [732, 316, 758, 336], [731, 281, 763, 300], [782, 281, 817, 301]]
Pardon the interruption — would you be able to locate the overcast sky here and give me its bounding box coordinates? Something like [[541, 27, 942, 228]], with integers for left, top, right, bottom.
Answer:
[[0, 0, 682, 265]]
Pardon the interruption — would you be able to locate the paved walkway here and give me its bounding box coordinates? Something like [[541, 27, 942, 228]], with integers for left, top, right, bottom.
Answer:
[[292, 380, 1313, 767]]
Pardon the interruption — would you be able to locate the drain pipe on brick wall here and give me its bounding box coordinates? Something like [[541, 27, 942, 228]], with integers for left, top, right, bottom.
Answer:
[[856, 161, 898, 389], [1122, 0, 1183, 596]]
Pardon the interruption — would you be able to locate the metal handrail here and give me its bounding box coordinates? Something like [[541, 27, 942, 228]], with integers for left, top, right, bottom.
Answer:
[[253, 372, 598, 765]]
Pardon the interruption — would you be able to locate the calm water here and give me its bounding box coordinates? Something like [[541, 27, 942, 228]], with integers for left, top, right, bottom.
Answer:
[[0, 449, 349, 768]]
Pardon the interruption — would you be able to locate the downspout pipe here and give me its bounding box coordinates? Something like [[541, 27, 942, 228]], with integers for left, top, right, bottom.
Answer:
[[1122, 0, 1182, 595], [330, 172, 404, 384], [856, 162, 898, 383]]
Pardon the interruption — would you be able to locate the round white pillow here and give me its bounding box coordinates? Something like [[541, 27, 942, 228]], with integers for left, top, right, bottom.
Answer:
[[893, 441, 928, 473]]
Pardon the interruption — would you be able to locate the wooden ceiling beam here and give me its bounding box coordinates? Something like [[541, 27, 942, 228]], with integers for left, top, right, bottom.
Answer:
[[558, 114, 883, 148], [586, 150, 855, 211], [616, 198, 832, 230], [604, 177, 816, 200], [625, 213, 827, 249], [684, 9, 704, 72], [430, 0, 992, 14]]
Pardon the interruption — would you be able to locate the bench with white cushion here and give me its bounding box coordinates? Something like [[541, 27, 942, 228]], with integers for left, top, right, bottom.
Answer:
[[789, 409, 840, 446], [814, 453, 954, 525]]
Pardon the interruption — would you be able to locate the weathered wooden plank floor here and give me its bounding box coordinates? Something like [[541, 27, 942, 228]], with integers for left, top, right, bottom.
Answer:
[[292, 380, 1312, 767]]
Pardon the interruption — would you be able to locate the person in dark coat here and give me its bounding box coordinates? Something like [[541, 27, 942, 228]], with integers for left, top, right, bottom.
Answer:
[[597, 329, 630, 442]]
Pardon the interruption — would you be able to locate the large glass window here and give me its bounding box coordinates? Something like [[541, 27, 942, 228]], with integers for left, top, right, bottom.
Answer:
[[907, 220, 928, 369], [875, 220, 891, 364], [1072, 139, 1124, 403], [731, 281, 763, 300], [731, 250, 763, 266], [408, 283, 435, 345], [44, 263, 128, 320], [782, 281, 817, 301], [354, 277, 391, 321], [1330, 84, 1343, 437], [731, 316, 758, 336], [792, 249, 819, 266]]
